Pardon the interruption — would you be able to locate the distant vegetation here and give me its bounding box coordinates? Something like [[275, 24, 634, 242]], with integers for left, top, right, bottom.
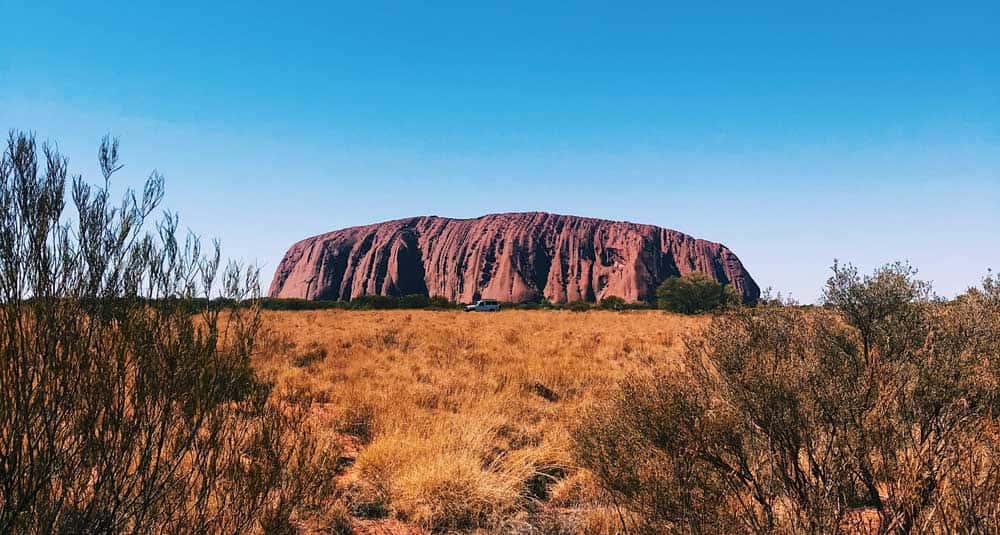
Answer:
[[257, 294, 459, 310], [257, 295, 655, 311], [598, 295, 628, 311], [655, 271, 740, 314]]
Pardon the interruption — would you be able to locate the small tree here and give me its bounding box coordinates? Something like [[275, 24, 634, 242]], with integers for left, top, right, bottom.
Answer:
[[599, 295, 627, 311], [428, 295, 455, 309], [351, 294, 398, 309], [655, 272, 739, 314], [399, 293, 431, 308]]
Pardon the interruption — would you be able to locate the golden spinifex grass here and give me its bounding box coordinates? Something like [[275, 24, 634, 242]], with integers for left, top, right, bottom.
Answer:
[[253, 309, 704, 533]]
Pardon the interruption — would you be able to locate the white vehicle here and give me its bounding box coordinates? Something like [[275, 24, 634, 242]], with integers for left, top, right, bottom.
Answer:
[[465, 299, 501, 312]]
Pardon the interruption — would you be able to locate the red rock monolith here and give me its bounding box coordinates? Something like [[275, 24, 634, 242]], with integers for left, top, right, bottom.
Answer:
[[269, 212, 760, 304]]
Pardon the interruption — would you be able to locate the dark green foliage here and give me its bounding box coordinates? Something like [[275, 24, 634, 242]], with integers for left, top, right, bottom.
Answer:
[[566, 300, 592, 312], [575, 262, 1000, 533], [258, 296, 460, 311], [655, 273, 739, 314], [257, 297, 350, 310], [598, 295, 627, 311], [349, 295, 398, 309], [258, 295, 458, 311], [399, 293, 431, 308], [428, 295, 457, 309]]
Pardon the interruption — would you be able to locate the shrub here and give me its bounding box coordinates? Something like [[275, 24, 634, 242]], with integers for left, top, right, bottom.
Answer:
[[655, 272, 739, 314], [399, 293, 431, 308], [575, 262, 1000, 533], [258, 298, 349, 310], [428, 295, 457, 309], [566, 300, 592, 312], [262, 294, 458, 310], [0, 132, 332, 533], [598, 295, 626, 311], [350, 295, 399, 309]]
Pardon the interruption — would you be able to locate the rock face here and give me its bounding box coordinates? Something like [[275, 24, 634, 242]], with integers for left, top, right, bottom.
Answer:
[[269, 213, 760, 304]]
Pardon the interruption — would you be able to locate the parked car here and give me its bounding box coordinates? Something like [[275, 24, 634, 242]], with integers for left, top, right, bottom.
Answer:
[[465, 299, 501, 312]]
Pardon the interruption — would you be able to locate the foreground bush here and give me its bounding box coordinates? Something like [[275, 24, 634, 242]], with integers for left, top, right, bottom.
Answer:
[[0, 133, 331, 533], [576, 262, 1000, 533]]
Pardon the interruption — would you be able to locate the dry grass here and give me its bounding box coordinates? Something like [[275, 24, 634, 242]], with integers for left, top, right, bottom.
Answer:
[[253, 310, 703, 533]]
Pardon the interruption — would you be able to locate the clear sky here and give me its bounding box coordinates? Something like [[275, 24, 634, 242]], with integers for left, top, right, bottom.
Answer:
[[2, 1, 997, 302]]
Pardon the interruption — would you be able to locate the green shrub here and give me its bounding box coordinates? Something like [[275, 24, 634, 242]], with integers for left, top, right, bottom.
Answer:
[[538, 299, 558, 310], [260, 295, 459, 310], [566, 301, 592, 312], [428, 295, 457, 309], [598, 295, 626, 311], [655, 273, 739, 314], [350, 295, 399, 309], [258, 298, 349, 310], [399, 294, 431, 308]]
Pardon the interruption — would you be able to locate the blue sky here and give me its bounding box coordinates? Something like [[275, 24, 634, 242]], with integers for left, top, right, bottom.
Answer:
[[2, 1, 997, 302]]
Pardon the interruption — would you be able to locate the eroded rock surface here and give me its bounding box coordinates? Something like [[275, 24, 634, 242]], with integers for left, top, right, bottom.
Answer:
[[269, 213, 760, 304]]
